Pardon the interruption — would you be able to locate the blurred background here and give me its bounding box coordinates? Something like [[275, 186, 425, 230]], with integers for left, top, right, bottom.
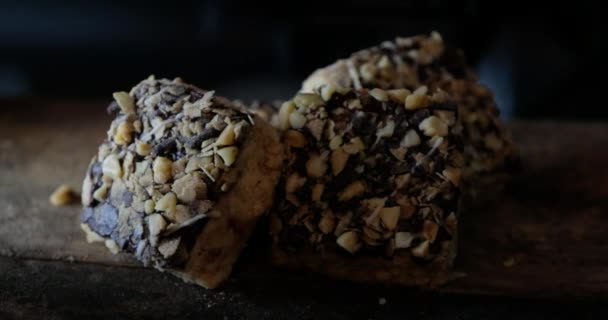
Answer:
[[0, 0, 606, 119]]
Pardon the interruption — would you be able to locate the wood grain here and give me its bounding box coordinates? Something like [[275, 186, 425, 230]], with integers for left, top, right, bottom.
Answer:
[[1, 100, 607, 299]]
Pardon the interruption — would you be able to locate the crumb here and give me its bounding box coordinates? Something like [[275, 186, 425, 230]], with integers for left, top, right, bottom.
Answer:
[[503, 256, 517, 268], [49, 184, 79, 206], [378, 297, 387, 305]]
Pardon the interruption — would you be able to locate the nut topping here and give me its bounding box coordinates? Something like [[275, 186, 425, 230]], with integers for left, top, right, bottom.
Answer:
[[112, 91, 135, 115], [379, 207, 400, 230], [419, 116, 448, 137], [305, 153, 328, 178], [338, 181, 365, 201], [336, 231, 361, 254], [273, 86, 462, 265], [153, 157, 173, 184], [216, 146, 239, 167], [102, 154, 122, 180], [330, 148, 349, 176]]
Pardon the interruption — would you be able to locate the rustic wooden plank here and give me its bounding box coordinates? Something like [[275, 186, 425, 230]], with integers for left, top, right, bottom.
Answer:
[[0, 101, 137, 266], [1, 100, 608, 298], [1, 256, 605, 319]]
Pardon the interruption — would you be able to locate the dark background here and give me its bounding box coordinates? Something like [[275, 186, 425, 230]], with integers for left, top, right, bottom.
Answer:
[[0, 0, 606, 119]]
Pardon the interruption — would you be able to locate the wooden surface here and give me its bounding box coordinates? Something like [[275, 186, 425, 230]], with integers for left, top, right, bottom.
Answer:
[[1, 100, 608, 317]]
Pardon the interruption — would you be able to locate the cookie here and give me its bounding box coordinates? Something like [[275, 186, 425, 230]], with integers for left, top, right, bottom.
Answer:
[[302, 32, 519, 199], [271, 86, 463, 287], [80, 76, 283, 288]]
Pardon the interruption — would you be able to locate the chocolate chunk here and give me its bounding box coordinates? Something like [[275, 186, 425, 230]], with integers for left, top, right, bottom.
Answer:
[[182, 127, 218, 149], [122, 191, 134, 207], [106, 101, 120, 115], [151, 138, 177, 158], [81, 202, 119, 237], [409, 109, 431, 127]]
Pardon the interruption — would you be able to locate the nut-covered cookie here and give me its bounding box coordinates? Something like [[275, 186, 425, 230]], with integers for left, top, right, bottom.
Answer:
[[80, 76, 283, 288], [302, 32, 519, 198], [271, 86, 463, 287]]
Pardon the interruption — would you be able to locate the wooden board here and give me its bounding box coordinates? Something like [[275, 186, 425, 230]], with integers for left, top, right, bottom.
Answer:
[[2, 100, 608, 303]]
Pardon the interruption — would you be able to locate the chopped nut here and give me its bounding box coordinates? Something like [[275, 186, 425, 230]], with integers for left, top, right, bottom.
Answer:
[[148, 213, 167, 236], [136, 141, 152, 156], [285, 173, 306, 193], [113, 91, 135, 115], [320, 84, 339, 101], [158, 237, 181, 258], [329, 135, 343, 150], [388, 89, 411, 102], [278, 101, 296, 130], [185, 156, 204, 173], [80, 223, 104, 243], [336, 231, 361, 254], [395, 232, 415, 249], [312, 183, 324, 202], [49, 184, 77, 206], [217, 146, 239, 167], [418, 116, 448, 137], [289, 111, 307, 129], [114, 121, 134, 145], [152, 157, 173, 184], [377, 55, 392, 68], [359, 63, 377, 82], [305, 153, 327, 178], [81, 173, 93, 206], [330, 148, 349, 175], [105, 239, 120, 254], [133, 119, 142, 133], [172, 173, 207, 203], [284, 130, 307, 148], [306, 119, 325, 141], [102, 154, 123, 180], [411, 85, 427, 95], [144, 199, 155, 214], [377, 120, 395, 138], [411, 240, 430, 258], [442, 167, 462, 186], [400, 129, 421, 147], [216, 123, 236, 146], [171, 157, 188, 179], [423, 220, 439, 242], [294, 93, 324, 110], [338, 181, 365, 201], [389, 147, 407, 160], [155, 192, 177, 215], [318, 211, 335, 234], [405, 93, 428, 110], [369, 88, 388, 102], [201, 137, 217, 150], [379, 207, 400, 230], [342, 137, 365, 154], [394, 173, 411, 189]]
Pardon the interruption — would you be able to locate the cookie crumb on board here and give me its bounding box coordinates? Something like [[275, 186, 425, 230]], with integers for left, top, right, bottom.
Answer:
[[503, 256, 517, 268], [49, 184, 79, 206]]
